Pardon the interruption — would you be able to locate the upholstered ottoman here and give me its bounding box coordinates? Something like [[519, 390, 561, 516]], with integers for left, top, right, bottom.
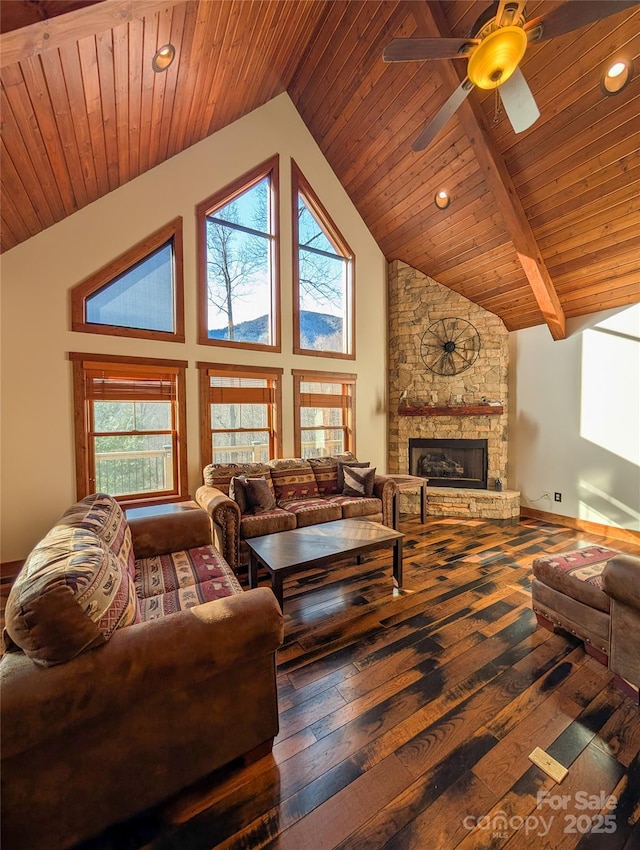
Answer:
[[531, 545, 622, 664]]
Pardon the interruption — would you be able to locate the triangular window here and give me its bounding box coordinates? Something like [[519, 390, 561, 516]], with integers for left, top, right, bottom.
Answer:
[[71, 218, 184, 342]]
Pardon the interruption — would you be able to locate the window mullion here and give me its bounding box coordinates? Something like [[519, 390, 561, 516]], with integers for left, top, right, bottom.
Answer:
[[206, 216, 270, 241]]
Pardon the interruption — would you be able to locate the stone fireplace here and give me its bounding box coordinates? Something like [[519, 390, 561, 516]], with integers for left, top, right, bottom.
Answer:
[[388, 261, 519, 521]]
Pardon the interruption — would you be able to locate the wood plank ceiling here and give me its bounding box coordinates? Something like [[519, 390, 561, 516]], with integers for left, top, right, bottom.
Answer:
[[1, 0, 639, 336]]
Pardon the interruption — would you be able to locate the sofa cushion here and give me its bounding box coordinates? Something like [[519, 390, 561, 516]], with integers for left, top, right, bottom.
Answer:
[[203, 462, 272, 494], [277, 498, 342, 528], [134, 544, 238, 599], [343, 465, 377, 497], [138, 571, 243, 620], [3, 526, 140, 666], [59, 492, 135, 579], [308, 453, 357, 495], [325, 495, 383, 519], [240, 508, 298, 539], [308, 456, 340, 495], [532, 546, 619, 614], [268, 458, 319, 502], [245, 477, 277, 513]]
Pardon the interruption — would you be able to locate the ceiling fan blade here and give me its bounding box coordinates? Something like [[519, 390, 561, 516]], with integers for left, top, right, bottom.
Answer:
[[498, 67, 540, 133], [412, 79, 474, 152], [525, 0, 640, 42], [383, 38, 477, 62]]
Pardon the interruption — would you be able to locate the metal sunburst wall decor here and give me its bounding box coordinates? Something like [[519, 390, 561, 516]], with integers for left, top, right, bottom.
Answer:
[[420, 317, 481, 376]]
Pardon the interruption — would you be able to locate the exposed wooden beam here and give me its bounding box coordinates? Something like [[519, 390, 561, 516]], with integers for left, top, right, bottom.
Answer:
[[414, 1, 567, 340], [0, 2, 104, 36], [0, 0, 187, 68]]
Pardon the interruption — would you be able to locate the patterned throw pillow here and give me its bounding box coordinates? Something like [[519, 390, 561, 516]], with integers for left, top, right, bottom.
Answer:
[[337, 460, 370, 491], [343, 466, 377, 497], [245, 477, 277, 514], [3, 526, 139, 667]]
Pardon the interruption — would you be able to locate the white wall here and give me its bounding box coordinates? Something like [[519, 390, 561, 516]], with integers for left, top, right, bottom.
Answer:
[[509, 304, 640, 531], [0, 93, 388, 562]]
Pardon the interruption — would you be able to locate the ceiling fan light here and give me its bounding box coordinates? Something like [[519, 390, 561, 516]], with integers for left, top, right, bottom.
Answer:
[[601, 59, 632, 95], [467, 26, 528, 90], [434, 190, 450, 210], [152, 44, 176, 73]]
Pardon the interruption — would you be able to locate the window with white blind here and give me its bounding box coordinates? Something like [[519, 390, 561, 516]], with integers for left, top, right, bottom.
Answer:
[[71, 218, 184, 342], [292, 370, 355, 458], [197, 363, 283, 467], [70, 354, 188, 504]]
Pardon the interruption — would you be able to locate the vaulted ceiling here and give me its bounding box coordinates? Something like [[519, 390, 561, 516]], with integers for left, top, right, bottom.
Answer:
[[1, 0, 639, 338]]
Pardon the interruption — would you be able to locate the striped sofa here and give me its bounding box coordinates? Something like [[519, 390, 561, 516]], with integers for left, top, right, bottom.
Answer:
[[1, 493, 283, 850], [196, 453, 397, 572]]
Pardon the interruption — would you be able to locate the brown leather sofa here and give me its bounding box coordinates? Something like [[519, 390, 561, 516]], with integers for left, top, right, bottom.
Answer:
[[603, 553, 640, 699], [1, 494, 283, 850], [195, 453, 397, 572]]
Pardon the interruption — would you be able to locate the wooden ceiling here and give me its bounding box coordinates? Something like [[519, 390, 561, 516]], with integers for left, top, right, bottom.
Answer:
[[2, 1, 639, 337]]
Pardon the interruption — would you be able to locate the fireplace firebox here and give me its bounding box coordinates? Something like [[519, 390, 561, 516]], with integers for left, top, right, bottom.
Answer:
[[409, 438, 488, 489]]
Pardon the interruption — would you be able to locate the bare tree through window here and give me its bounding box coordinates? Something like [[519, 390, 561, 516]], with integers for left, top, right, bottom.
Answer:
[[205, 177, 272, 344]]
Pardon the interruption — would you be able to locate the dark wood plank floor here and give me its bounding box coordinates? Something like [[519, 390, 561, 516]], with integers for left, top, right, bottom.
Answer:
[[8, 515, 640, 849]]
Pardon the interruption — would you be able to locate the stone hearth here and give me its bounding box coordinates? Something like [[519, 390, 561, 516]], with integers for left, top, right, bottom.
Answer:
[[397, 486, 520, 523]]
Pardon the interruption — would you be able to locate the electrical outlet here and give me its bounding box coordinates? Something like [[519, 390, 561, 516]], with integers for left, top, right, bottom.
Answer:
[[554, 492, 562, 502]]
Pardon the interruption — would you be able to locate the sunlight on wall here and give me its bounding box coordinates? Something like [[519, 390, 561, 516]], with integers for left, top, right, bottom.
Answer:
[[580, 304, 640, 466], [578, 479, 640, 529]]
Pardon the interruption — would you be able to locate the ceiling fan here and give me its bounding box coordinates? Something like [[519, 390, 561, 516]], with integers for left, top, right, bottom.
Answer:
[[383, 0, 639, 151]]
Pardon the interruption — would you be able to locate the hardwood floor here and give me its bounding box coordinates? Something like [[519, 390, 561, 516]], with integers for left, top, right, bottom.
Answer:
[[11, 515, 640, 849]]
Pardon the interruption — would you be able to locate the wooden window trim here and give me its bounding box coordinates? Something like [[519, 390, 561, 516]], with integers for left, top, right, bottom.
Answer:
[[292, 160, 355, 361], [292, 368, 356, 457], [196, 155, 281, 353], [197, 361, 284, 468], [69, 353, 189, 507], [70, 218, 185, 342]]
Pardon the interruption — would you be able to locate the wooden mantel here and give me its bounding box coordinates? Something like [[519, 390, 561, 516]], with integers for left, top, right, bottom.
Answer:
[[398, 404, 504, 417]]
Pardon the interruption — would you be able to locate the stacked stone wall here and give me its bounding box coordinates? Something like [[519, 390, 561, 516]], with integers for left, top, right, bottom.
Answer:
[[388, 260, 510, 492]]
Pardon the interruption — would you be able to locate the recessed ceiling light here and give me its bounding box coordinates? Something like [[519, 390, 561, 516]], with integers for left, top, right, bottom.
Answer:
[[434, 190, 450, 210], [152, 44, 176, 73], [601, 58, 632, 95]]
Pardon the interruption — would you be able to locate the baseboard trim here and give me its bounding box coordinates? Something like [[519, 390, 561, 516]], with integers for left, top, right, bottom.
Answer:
[[521, 508, 640, 544]]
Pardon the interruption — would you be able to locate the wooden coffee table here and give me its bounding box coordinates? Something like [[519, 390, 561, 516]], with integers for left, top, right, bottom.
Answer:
[[246, 519, 404, 612]]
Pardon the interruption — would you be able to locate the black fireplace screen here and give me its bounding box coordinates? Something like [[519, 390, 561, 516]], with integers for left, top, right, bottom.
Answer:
[[409, 438, 488, 489]]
